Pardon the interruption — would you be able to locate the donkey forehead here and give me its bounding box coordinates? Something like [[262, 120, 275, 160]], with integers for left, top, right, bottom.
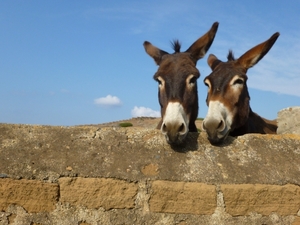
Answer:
[[205, 62, 247, 86], [154, 53, 200, 79]]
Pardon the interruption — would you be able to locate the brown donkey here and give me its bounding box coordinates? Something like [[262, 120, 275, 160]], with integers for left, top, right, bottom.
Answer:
[[202, 32, 279, 145], [144, 22, 219, 145]]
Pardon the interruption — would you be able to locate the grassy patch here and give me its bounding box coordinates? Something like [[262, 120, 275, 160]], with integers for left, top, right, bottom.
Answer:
[[119, 122, 133, 127]]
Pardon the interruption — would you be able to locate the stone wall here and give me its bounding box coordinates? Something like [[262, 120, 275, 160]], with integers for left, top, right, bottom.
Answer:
[[0, 108, 300, 225]]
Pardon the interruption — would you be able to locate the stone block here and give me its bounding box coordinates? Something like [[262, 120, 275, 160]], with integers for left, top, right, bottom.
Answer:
[[292, 217, 300, 225], [221, 184, 300, 216], [0, 178, 59, 213], [277, 107, 300, 134], [149, 180, 216, 214], [59, 177, 138, 210]]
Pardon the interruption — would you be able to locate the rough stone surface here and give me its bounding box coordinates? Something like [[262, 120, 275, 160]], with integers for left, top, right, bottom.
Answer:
[[149, 180, 216, 214], [292, 217, 300, 225], [277, 106, 300, 134], [0, 178, 58, 213], [59, 177, 138, 210], [1, 124, 300, 185], [0, 122, 300, 225], [221, 184, 300, 216]]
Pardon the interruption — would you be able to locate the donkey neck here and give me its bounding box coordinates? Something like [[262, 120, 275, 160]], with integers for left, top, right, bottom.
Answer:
[[230, 108, 277, 137]]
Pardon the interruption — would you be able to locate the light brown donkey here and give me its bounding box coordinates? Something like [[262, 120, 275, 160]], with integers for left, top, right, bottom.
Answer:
[[202, 32, 279, 145], [144, 22, 219, 145]]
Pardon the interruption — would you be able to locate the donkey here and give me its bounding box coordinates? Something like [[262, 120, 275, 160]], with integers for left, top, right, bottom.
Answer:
[[202, 32, 280, 145], [144, 22, 219, 145]]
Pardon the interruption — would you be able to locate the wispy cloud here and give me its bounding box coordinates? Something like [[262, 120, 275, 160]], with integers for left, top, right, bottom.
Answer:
[[131, 106, 160, 118], [85, 2, 300, 98], [94, 95, 122, 107], [82, 6, 144, 21], [207, 28, 300, 98], [81, 1, 204, 36], [246, 33, 300, 97], [60, 89, 70, 93]]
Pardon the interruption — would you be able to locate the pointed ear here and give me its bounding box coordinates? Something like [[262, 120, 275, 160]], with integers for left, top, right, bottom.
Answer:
[[143, 41, 169, 65], [207, 54, 222, 70], [185, 22, 219, 62], [236, 32, 280, 69]]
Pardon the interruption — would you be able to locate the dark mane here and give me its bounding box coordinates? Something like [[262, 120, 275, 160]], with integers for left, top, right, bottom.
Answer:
[[171, 39, 181, 53], [227, 50, 235, 61]]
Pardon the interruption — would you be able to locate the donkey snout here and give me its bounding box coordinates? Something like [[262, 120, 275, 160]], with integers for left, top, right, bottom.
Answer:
[[202, 118, 225, 133], [161, 121, 188, 144], [202, 118, 228, 144], [160, 102, 190, 144]]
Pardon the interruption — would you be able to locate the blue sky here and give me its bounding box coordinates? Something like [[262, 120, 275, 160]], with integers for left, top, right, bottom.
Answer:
[[1, 1, 299, 126]]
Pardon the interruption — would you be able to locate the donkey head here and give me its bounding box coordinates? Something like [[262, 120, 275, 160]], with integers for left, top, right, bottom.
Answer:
[[144, 22, 219, 145], [202, 32, 280, 144]]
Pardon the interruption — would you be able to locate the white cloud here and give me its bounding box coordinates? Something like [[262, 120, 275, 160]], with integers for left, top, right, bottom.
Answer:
[[131, 106, 160, 117], [94, 95, 122, 107]]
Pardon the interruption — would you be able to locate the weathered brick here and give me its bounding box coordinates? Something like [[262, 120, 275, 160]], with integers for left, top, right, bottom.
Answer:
[[292, 216, 300, 225], [0, 178, 59, 213], [221, 184, 300, 216], [149, 180, 216, 215], [59, 177, 138, 210]]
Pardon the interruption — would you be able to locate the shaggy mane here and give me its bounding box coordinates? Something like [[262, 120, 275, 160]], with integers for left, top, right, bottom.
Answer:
[[227, 50, 235, 61], [171, 39, 181, 53]]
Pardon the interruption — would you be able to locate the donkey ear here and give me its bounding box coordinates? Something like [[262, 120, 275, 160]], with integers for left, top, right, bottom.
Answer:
[[143, 41, 169, 65], [185, 22, 219, 62], [236, 32, 280, 69], [207, 54, 222, 70]]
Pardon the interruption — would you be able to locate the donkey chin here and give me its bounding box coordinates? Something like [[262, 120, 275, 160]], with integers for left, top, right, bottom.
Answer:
[[162, 125, 189, 145], [202, 116, 231, 145], [206, 128, 230, 145], [160, 102, 190, 145]]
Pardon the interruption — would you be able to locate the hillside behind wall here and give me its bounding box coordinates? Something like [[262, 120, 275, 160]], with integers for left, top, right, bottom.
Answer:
[[1, 107, 300, 225]]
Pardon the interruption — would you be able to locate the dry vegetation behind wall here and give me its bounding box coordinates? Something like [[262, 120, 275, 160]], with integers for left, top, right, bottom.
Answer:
[[0, 121, 300, 225]]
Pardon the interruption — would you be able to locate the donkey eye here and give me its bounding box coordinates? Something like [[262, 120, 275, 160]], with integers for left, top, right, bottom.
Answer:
[[189, 76, 197, 84], [187, 75, 197, 88], [156, 77, 164, 87], [233, 78, 244, 85], [204, 79, 211, 89]]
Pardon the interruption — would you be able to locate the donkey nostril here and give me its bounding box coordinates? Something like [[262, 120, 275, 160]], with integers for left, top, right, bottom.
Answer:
[[162, 123, 167, 133], [217, 120, 224, 130], [178, 123, 185, 133]]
